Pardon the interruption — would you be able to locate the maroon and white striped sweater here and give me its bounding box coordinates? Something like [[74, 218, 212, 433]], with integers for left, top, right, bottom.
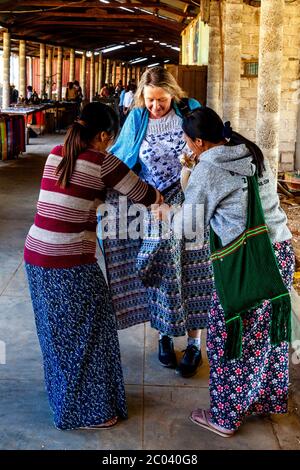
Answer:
[[24, 145, 159, 268]]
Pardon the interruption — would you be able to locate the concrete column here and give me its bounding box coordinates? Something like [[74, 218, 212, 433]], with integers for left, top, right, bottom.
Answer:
[[69, 48, 75, 82], [207, 0, 222, 114], [81, 51, 87, 99], [57, 46, 63, 101], [90, 52, 95, 101], [19, 40, 26, 100], [2, 31, 11, 108], [112, 60, 117, 86], [105, 58, 111, 84], [256, 0, 284, 178], [47, 47, 53, 99], [222, 0, 243, 129], [40, 43, 46, 98], [98, 52, 103, 89]]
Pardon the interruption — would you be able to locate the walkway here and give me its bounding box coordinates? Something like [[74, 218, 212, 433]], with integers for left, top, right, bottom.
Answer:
[[0, 136, 300, 450]]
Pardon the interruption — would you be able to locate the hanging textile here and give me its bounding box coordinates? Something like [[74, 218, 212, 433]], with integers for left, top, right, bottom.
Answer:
[[0, 114, 26, 161]]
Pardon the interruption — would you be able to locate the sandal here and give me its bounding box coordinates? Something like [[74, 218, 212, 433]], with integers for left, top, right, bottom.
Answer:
[[190, 408, 235, 438], [78, 416, 118, 430]]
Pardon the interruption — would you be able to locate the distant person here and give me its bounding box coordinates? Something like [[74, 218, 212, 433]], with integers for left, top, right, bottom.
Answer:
[[100, 84, 110, 98], [115, 80, 123, 96], [65, 81, 78, 101], [123, 84, 136, 117], [73, 80, 83, 102], [119, 87, 126, 126], [10, 85, 19, 104], [27, 85, 33, 100], [108, 82, 115, 96]]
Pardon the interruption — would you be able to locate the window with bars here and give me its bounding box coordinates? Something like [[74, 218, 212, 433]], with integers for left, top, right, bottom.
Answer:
[[243, 61, 259, 77]]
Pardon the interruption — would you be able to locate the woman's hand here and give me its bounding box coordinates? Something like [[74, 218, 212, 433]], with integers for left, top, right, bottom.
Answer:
[[151, 203, 171, 222], [155, 192, 164, 205], [179, 152, 197, 169]]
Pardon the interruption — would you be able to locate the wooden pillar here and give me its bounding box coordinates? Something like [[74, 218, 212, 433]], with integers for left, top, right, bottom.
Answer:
[[95, 56, 99, 94], [28, 56, 33, 87], [81, 51, 87, 99], [124, 63, 128, 86], [90, 52, 95, 101], [57, 46, 63, 101], [98, 52, 103, 89], [136, 66, 141, 84], [19, 40, 26, 100], [112, 61, 117, 86], [105, 58, 111, 84], [69, 48, 75, 82], [119, 62, 123, 85], [40, 43, 46, 98], [2, 31, 11, 108], [256, 0, 284, 178], [47, 47, 53, 99], [124, 64, 128, 87]]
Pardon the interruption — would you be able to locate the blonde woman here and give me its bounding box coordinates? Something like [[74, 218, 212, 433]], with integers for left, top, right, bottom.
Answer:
[[100, 67, 213, 378]]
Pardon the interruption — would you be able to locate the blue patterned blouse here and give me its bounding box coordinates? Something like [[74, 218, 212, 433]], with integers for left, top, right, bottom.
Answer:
[[139, 109, 189, 192]]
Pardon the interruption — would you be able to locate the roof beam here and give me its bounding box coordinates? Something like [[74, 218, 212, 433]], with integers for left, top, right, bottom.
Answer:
[[19, 17, 182, 32], [3, 1, 195, 17]]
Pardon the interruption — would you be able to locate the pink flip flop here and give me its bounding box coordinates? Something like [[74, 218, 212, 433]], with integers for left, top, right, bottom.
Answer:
[[190, 408, 235, 438], [78, 416, 118, 430]]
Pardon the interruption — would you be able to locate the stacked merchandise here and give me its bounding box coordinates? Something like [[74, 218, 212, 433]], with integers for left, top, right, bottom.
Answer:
[[27, 109, 46, 133], [0, 114, 26, 161]]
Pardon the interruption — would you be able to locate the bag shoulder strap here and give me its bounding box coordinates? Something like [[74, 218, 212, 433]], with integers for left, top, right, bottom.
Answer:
[[210, 173, 267, 253]]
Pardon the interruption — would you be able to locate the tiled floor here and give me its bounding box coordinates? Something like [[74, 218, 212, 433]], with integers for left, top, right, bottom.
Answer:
[[0, 135, 300, 450]]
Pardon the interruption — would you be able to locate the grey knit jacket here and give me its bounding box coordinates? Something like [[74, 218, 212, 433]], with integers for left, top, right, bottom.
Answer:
[[182, 144, 291, 246]]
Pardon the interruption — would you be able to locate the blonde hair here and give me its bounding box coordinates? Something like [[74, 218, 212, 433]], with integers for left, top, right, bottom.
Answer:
[[134, 66, 186, 108]]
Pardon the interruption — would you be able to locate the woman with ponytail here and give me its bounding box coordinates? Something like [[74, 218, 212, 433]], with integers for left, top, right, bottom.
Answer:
[[24, 102, 162, 430], [154, 106, 295, 437]]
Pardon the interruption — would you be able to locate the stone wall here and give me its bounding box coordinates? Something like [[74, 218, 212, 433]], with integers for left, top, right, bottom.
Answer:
[[239, 1, 300, 171], [239, 3, 260, 142], [205, 0, 300, 171], [280, 1, 300, 171]]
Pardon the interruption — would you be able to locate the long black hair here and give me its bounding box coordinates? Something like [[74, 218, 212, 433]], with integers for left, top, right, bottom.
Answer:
[[182, 106, 265, 177], [56, 102, 119, 187]]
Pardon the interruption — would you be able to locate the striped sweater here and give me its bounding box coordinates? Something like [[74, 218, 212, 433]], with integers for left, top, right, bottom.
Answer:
[[24, 145, 159, 268]]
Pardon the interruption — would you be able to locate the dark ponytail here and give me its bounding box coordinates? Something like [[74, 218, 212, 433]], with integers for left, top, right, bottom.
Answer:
[[56, 102, 119, 187], [182, 106, 265, 178], [226, 131, 265, 177]]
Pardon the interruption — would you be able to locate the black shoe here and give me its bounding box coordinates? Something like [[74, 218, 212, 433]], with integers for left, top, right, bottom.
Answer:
[[158, 336, 177, 368], [176, 345, 202, 378]]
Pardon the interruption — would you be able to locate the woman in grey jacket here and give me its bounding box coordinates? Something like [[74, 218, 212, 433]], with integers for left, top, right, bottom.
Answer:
[[155, 107, 295, 437]]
